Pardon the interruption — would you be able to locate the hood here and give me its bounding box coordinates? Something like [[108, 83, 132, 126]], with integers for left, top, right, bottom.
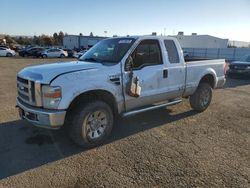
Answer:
[[18, 61, 100, 84]]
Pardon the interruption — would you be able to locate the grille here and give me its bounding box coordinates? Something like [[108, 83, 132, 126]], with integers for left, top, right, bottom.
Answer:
[[17, 76, 36, 105]]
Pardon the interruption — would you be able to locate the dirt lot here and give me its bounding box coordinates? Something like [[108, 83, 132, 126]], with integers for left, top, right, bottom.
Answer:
[[0, 57, 249, 188]]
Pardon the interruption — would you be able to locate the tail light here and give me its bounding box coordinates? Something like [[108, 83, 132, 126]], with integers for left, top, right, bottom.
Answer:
[[224, 63, 228, 75]]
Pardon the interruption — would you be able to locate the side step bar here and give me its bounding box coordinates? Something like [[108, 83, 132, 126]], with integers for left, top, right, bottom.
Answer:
[[122, 99, 182, 117]]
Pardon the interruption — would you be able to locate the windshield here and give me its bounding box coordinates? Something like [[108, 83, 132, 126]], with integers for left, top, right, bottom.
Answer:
[[240, 55, 250, 62], [79, 38, 136, 64]]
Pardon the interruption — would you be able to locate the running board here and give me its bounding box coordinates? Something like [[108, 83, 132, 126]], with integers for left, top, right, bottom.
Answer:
[[122, 99, 182, 117]]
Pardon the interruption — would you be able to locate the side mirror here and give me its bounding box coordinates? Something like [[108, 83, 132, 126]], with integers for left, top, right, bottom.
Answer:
[[125, 56, 134, 71]]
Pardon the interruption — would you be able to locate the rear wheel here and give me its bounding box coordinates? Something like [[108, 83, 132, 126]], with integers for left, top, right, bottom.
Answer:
[[189, 83, 212, 112], [6, 53, 13, 57], [42, 54, 47, 58], [69, 101, 114, 148]]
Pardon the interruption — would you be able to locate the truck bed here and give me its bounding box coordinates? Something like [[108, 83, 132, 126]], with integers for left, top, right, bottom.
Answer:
[[184, 59, 226, 96]]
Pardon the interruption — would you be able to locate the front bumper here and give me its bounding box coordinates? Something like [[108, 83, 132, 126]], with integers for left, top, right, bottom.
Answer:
[[16, 98, 66, 129], [227, 69, 250, 76]]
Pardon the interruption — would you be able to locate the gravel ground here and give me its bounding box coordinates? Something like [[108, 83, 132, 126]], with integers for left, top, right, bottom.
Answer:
[[0, 57, 249, 188]]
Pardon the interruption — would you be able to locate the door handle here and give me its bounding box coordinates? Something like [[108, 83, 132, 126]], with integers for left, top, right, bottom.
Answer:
[[163, 69, 168, 78]]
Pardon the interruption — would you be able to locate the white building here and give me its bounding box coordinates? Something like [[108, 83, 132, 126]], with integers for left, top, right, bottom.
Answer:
[[228, 40, 250, 48], [63, 35, 107, 49], [172, 32, 229, 48]]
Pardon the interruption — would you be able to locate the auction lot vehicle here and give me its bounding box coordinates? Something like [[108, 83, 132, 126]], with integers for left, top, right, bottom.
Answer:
[[19, 47, 44, 58], [73, 49, 88, 58], [41, 48, 68, 58], [228, 55, 250, 77], [0, 47, 16, 57], [16, 36, 226, 147]]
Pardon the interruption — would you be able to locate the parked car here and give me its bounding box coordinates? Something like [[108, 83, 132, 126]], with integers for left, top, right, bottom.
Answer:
[[227, 55, 250, 77], [183, 50, 189, 58], [16, 36, 226, 147], [73, 49, 88, 58], [0, 47, 16, 57], [41, 49, 68, 58], [19, 47, 44, 57], [63, 49, 76, 57], [0, 45, 10, 49]]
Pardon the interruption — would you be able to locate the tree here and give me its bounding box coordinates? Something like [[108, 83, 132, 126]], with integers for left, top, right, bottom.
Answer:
[[79, 33, 83, 36], [58, 31, 64, 45], [90, 32, 93, 37], [33, 35, 41, 45], [43, 36, 53, 46], [5, 35, 17, 45], [53, 32, 59, 45], [16, 36, 32, 45]]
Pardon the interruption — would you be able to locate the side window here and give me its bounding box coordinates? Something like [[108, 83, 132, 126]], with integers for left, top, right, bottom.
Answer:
[[164, 40, 180, 64], [131, 40, 162, 69]]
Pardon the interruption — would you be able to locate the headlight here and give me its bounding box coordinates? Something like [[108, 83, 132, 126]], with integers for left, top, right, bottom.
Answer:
[[42, 85, 62, 109]]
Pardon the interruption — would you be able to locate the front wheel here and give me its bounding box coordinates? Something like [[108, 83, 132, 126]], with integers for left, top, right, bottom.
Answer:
[[60, 54, 65, 58], [42, 54, 47, 58], [69, 101, 114, 148], [189, 83, 212, 112]]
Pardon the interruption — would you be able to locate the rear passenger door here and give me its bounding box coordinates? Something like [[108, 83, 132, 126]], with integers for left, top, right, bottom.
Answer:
[[163, 40, 185, 97], [47, 49, 54, 57]]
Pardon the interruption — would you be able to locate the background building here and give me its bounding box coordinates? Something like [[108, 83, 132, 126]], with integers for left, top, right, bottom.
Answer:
[[172, 32, 229, 48], [228, 40, 250, 48], [63, 35, 107, 49]]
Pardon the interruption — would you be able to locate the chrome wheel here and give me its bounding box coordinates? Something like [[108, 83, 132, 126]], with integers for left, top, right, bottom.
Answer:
[[84, 110, 107, 140]]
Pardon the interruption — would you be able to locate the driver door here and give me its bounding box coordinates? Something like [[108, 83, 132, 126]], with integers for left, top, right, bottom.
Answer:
[[123, 39, 167, 111]]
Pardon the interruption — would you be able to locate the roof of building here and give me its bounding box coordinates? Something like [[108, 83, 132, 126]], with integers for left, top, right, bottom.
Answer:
[[172, 34, 228, 41], [64, 34, 107, 39]]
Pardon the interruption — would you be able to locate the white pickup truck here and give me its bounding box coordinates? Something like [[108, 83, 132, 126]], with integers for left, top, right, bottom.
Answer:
[[16, 36, 226, 147]]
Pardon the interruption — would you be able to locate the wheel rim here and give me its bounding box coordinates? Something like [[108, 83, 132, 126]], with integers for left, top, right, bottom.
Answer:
[[84, 110, 108, 140], [200, 88, 210, 107]]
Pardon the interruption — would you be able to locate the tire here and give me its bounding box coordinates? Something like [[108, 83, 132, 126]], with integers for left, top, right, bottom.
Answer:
[[42, 54, 47, 58], [69, 101, 114, 148], [6, 53, 13, 57], [189, 83, 212, 112], [60, 54, 65, 58]]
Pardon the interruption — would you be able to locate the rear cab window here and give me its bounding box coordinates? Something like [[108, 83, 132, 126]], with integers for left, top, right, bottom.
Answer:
[[164, 40, 180, 64]]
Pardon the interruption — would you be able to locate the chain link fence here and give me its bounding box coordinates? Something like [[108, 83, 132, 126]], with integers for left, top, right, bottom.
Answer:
[[184, 48, 250, 61]]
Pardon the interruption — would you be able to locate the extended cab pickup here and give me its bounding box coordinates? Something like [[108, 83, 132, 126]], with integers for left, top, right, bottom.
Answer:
[[16, 36, 226, 147]]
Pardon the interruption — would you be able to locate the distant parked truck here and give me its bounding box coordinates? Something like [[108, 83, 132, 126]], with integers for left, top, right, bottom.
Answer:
[[227, 55, 250, 77], [16, 36, 226, 147]]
